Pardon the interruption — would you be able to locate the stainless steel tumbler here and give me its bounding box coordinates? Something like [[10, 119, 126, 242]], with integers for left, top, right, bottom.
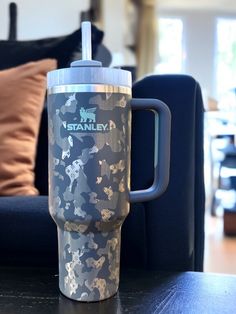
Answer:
[[47, 22, 171, 302]]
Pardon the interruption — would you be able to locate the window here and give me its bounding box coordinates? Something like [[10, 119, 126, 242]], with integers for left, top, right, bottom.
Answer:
[[155, 18, 184, 74], [216, 18, 236, 100]]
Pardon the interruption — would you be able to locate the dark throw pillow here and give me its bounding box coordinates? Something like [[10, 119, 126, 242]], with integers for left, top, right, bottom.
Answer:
[[0, 24, 104, 70]]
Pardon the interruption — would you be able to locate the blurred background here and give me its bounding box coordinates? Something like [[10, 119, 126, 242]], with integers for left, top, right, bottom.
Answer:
[[1, 0, 236, 274]]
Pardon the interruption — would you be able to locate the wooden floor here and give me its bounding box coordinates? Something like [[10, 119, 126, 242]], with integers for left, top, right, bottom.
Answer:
[[204, 213, 236, 274]]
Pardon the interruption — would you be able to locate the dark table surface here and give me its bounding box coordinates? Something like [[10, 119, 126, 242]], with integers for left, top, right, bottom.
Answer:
[[0, 267, 236, 314]]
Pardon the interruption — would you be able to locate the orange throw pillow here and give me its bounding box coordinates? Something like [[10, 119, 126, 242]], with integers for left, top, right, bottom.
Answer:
[[0, 59, 57, 195]]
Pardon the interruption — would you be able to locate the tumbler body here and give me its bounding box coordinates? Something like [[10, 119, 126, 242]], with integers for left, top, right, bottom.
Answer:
[[47, 75, 132, 301]]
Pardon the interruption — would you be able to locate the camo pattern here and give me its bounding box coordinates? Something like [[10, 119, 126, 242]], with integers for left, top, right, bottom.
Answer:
[[48, 91, 131, 301]]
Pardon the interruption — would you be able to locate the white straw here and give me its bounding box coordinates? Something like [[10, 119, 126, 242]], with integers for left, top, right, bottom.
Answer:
[[82, 21, 92, 60]]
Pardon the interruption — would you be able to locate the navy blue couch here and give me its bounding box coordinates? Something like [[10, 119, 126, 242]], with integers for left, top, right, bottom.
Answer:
[[0, 74, 205, 271]]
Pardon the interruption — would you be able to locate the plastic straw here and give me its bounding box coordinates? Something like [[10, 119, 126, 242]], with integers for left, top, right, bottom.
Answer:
[[82, 21, 92, 61]]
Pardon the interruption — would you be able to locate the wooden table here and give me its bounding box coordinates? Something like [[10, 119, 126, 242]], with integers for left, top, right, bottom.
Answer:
[[0, 267, 236, 313]]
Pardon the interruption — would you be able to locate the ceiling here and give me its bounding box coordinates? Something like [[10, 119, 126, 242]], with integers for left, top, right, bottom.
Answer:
[[158, 0, 236, 12]]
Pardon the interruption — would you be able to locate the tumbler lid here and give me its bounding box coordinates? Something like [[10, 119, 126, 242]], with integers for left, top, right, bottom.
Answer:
[[47, 22, 131, 89]]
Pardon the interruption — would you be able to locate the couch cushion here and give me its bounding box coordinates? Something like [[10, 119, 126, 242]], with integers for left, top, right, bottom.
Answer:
[[0, 196, 146, 269], [0, 196, 57, 266], [0, 59, 56, 195]]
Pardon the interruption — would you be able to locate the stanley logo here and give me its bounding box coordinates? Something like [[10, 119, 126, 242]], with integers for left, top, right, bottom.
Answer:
[[66, 107, 110, 132]]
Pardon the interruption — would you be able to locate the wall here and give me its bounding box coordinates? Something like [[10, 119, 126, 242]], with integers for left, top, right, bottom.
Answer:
[[102, 0, 127, 66], [0, 0, 89, 39]]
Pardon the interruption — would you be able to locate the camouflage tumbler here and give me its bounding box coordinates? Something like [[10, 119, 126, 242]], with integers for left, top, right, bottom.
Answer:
[[47, 22, 171, 302]]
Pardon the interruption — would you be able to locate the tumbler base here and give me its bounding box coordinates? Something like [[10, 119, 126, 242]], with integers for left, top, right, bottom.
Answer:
[[59, 286, 118, 303], [57, 227, 121, 302]]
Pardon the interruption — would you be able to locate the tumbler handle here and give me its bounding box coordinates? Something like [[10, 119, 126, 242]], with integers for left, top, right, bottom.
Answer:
[[129, 98, 171, 203]]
